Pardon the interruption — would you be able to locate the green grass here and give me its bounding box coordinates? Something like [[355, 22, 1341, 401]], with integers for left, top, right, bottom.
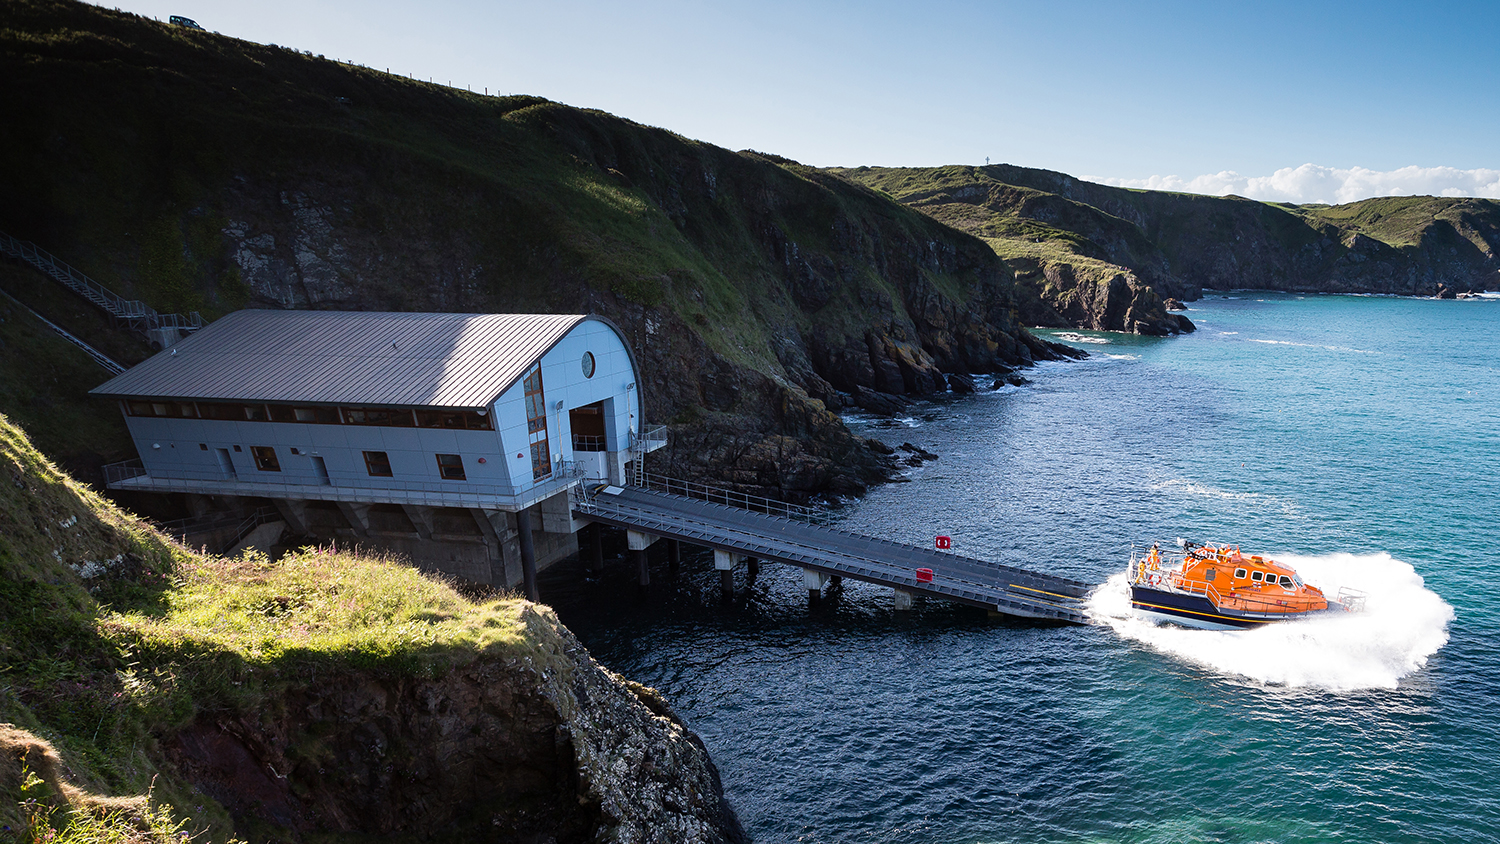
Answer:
[[1294, 195, 1500, 251], [0, 411, 558, 842], [112, 547, 538, 674]]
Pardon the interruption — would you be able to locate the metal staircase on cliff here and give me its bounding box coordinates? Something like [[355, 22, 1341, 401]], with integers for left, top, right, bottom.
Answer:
[[0, 287, 125, 374], [0, 230, 205, 343]]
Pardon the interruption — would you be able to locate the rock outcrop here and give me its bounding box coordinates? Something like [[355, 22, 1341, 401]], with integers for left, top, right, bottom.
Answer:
[[168, 606, 744, 843], [0, 410, 744, 843]]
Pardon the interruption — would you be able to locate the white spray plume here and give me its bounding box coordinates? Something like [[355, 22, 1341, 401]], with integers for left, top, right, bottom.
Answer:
[[1087, 551, 1453, 691]]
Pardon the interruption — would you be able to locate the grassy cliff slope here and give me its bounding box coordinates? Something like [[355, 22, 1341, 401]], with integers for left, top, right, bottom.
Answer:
[[835, 164, 1500, 329], [0, 412, 742, 843], [1, 0, 1069, 499]]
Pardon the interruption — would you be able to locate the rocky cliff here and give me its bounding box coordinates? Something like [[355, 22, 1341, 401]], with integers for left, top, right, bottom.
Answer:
[[0, 410, 744, 842], [0, 0, 1072, 500], [837, 165, 1500, 331], [165, 607, 745, 843]]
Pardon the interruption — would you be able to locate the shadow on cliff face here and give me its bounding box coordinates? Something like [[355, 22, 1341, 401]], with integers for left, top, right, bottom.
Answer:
[[163, 609, 747, 844]]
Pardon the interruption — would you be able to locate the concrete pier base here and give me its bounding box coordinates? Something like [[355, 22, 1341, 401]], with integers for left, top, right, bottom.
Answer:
[[714, 549, 741, 597], [893, 588, 914, 611], [803, 568, 829, 602], [634, 548, 649, 586]]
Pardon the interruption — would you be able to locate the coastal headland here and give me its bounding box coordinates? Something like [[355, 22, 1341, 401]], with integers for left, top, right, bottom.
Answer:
[[2, 2, 1497, 842]]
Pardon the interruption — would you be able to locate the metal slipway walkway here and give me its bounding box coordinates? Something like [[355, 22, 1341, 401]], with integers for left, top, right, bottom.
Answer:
[[573, 484, 1093, 624]]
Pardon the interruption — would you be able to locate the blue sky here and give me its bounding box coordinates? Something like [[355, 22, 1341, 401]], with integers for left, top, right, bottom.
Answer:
[[102, 1, 1500, 202]]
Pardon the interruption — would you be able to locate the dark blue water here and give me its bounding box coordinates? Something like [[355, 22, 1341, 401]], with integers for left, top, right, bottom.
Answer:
[[542, 294, 1500, 843]]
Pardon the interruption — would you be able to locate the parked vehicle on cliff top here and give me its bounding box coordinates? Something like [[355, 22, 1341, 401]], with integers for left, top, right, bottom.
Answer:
[[1129, 540, 1365, 630]]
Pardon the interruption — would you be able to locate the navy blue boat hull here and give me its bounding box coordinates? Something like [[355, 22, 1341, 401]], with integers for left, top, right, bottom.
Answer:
[[1130, 585, 1270, 630]]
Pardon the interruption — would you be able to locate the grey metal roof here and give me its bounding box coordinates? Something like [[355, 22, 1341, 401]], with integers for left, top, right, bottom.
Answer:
[[91, 310, 594, 408]]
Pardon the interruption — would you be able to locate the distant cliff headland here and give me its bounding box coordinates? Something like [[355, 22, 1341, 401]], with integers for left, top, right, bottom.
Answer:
[[837, 165, 1500, 332], [4, 0, 1499, 503]]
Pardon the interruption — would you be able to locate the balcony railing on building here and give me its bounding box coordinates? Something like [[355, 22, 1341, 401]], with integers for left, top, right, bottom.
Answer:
[[102, 458, 585, 511]]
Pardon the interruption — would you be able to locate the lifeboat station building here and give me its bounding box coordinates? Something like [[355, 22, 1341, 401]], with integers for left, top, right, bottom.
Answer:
[[93, 310, 664, 592]]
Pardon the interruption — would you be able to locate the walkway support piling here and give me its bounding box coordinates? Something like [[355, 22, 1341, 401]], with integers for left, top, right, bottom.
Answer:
[[747, 557, 760, 579], [714, 549, 741, 597], [589, 525, 605, 572], [634, 549, 649, 586], [668, 539, 681, 567], [803, 568, 829, 603], [893, 588, 914, 611], [517, 508, 539, 602]]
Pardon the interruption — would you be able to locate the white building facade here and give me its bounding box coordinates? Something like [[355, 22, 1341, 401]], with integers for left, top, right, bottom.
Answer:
[[95, 310, 663, 592]]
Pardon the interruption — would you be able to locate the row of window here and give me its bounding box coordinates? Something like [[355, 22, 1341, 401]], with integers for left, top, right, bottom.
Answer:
[[238, 444, 470, 481], [1232, 567, 1296, 588], [127, 400, 494, 431]]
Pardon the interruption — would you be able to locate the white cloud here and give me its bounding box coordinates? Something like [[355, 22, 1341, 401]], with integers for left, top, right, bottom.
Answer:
[[1085, 164, 1500, 205]]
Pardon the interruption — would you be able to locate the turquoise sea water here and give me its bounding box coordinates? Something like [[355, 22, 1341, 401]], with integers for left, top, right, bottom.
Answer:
[[542, 293, 1499, 843]]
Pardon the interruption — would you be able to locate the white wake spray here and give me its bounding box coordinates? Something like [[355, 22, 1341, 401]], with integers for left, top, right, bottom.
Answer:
[[1086, 552, 1454, 690]]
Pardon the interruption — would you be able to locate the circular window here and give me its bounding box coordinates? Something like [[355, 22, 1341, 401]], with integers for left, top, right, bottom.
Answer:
[[581, 351, 596, 378]]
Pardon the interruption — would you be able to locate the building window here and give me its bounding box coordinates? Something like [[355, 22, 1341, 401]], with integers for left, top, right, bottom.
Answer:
[[530, 441, 551, 481], [363, 450, 393, 477], [342, 407, 416, 427], [524, 369, 547, 435], [581, 351, 595, 378], [268, 404, 341, 424], [125, 400, 199, 418], [436, 453, 466, 481], [524, 366, 550, 480], [415, 409, 494, 430], [251, 446, 281, 472]]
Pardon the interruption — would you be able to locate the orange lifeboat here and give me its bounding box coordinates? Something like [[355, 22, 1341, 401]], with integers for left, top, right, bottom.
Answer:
[[1129, 540, 1362, 629]]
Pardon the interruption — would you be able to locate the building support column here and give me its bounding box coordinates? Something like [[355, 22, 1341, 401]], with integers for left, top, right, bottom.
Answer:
[[271, 499, 311, 536], [634, 549, 649, 586], [893, 588, 914, 611], [588, 524, 605, 572], [336, 502, 372, 538], [803, 568, 829, 603], [471, 509, 510, 588], [516, 507, 539, 602], [402, 505, 435, 540]]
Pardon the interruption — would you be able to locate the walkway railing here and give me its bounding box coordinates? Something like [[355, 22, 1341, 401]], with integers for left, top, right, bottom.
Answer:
[[632, 472, 833, 525], [0, 230, 204, 340], [103, 458, 584, 510], [155, 506, 280, 553], [0, 287, 125, 373]]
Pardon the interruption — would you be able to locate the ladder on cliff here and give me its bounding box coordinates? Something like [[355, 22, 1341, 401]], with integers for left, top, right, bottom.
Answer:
[[0, 229, 205, 343]]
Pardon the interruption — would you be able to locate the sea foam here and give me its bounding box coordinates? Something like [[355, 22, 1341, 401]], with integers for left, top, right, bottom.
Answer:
[[1086, 552, 1453, 691]]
